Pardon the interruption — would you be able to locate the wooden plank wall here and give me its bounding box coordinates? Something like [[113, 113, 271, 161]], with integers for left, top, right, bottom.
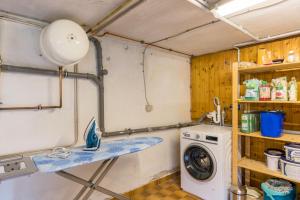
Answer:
[[191, 35, 300, 188]]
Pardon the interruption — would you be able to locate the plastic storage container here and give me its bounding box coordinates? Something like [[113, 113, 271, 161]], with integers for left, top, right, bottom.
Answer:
[[260, 111, 285, 137], [230, 185, 262, 200], [280, 158, 300, 181], [284, 143, 300, 163], [241, 112, 260, 133], [230, 186, 247, 200], [261, 179, 295, 200], [264, 149, 284, 171]]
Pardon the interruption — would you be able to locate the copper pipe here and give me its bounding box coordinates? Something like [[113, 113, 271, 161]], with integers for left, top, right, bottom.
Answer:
[[98, 32, 192, 57], [0, 67, 63, 111], [87, 0, 146, 35]]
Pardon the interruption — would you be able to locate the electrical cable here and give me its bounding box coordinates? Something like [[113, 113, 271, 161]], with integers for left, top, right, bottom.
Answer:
[[141, 20, 220, 110], [47, 147, 72, 159], [140, 19, 219, 109], [142, 45, 151, 107], [149, 20, 220, 44]]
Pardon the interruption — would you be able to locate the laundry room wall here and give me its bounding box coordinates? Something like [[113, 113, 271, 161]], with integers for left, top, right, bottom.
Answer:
[[0, 19, 191, 200]]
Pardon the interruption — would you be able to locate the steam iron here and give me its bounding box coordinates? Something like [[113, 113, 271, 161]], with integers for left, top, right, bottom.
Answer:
[[83, 117, 101, 151]]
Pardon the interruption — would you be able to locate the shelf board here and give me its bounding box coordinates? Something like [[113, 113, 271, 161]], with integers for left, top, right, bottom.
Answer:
[[238, 157, 300, 183], [238, 131, 300, 143], [238, 62, 300, 74], [237, 99, 300, 104]]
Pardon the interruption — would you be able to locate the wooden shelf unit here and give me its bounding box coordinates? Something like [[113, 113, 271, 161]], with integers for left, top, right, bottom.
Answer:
[[238, 99, 300, 104], [238, 131, 300, 143], [239, 62, 300, 74], [231, 62, 300, 186], [238, 157, 300, 184]]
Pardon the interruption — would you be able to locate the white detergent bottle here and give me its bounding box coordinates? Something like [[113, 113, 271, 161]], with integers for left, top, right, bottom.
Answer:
[[288, 77, 297, 101]]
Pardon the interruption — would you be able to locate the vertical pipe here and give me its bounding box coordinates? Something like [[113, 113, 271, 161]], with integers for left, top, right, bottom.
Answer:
[[89, 37, 105, 133], [58, 67, 63, 107], [72, 64, 79, 146]]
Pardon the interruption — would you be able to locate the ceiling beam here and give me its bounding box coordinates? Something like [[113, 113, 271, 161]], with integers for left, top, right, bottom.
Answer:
[[87, 0, 146, 35]]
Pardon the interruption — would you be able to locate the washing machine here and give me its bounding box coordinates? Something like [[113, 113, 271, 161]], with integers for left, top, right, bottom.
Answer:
[[180, 124, 232, 200]]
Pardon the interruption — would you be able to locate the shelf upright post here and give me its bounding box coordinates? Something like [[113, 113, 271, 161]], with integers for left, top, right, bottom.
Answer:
[[244, 73, 251, 185], [232, 62, 239, 186]]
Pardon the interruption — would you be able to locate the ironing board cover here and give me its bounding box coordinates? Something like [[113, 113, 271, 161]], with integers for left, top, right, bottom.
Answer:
[[32, 137, 162, 173]]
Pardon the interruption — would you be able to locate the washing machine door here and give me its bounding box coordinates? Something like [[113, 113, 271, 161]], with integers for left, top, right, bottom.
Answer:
[[183, 144, 217, 181]]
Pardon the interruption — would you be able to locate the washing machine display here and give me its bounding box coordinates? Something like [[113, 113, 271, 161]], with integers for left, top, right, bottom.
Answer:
[[184, 145, 216, 181]]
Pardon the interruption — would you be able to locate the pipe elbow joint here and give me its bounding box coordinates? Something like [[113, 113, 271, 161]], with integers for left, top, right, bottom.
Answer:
[[101, 69, 108, 75]]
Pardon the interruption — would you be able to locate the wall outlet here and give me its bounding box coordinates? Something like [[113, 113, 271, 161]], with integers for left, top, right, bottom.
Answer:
[[3, 161, 21, 172]]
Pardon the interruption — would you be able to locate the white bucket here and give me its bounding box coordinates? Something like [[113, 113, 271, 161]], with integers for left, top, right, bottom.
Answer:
[[264, 149, 284, 171], [280, 158, 300, 181], [284, 143, 300, 163]]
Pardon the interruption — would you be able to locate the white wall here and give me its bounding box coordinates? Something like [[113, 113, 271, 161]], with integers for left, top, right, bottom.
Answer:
[[0, 20, 191, 200]]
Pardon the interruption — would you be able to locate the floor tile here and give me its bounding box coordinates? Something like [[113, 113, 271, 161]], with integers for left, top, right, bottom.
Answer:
[[113, 175, 203, 200]]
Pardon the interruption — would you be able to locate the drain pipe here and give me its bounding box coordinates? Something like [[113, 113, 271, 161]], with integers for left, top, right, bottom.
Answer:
[[89, 37, 107, 133], [106, 113, 207, 137]]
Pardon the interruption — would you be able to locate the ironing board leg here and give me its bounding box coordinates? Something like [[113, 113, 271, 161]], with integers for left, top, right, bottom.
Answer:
[[73, 159, 110, 200], [95, 185, 130, 200], [81, 157, 118, 200], [56, 157, 130, 200]]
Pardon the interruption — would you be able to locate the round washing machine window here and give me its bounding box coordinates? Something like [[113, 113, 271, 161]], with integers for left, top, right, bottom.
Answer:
[[184, 144, 217, 181]]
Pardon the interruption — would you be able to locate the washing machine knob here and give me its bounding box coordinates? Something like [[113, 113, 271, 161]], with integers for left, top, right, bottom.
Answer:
[[183, 132, 190, 137]]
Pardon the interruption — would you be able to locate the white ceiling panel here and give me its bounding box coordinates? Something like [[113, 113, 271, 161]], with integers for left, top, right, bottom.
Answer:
[[104, 0, 217, 42], [0, 0, 124, 27], [3, 0, 299, 56], [229, 0, 300, 38], [156, 21, 252, 56]]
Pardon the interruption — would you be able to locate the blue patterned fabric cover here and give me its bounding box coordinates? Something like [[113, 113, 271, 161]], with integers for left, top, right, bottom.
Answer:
[[32, 137, 163, 173]]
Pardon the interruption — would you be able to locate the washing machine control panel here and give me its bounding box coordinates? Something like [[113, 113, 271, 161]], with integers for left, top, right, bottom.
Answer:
[[182, 132, 219, 144], [182, 132, 191, 138], [205, 135, 218, 142], [182, 132, 204, 141]]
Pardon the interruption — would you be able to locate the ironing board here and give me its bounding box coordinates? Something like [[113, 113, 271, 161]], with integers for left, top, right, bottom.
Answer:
[[32, 137, 163, 200]]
